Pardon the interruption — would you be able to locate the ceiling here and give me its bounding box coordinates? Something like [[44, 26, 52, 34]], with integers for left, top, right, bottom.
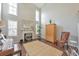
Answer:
[[33, 3, 46, 8]]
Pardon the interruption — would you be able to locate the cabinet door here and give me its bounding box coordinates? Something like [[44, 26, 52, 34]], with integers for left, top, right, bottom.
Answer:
[[46, 24, 56, 43]]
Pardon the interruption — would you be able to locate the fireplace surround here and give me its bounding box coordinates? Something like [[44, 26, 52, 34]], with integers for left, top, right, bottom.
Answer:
[[24, 33, 32, 42], [21, 30, 34, 42]]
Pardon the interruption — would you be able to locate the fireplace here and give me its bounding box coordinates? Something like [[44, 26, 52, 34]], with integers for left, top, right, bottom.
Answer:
[[21, 27, 34, 42], [24, 33, 32, 42]]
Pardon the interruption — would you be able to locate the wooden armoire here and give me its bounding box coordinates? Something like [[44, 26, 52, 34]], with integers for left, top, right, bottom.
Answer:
[[46, 24, 56, 43]]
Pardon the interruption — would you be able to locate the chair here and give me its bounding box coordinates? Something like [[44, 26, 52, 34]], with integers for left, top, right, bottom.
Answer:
[[0, 48, 14, 56], [57, 32, 70, 49]]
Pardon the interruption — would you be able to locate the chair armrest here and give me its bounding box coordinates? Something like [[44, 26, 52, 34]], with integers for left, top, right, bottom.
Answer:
[[56, 40, 65, 44]]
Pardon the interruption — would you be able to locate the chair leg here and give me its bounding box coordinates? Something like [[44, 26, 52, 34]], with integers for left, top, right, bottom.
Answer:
[[67, 43, 68, 50]]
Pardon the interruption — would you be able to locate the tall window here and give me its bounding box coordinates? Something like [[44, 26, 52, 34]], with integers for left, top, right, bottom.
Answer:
[[0, 3, 1, 20], [36, 9, 40, 34], [8, 3, 17, 16], [8, 20, 17, 36]]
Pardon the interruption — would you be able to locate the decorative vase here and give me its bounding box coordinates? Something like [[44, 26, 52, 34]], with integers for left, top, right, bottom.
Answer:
[[49, 19, 52, 24]]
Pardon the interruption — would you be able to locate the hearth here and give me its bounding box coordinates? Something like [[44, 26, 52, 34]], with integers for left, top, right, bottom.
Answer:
[[24, 33, 32, 42]]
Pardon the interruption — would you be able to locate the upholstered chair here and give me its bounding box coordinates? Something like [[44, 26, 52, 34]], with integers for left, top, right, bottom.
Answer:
[[57, 32, 70, 49]]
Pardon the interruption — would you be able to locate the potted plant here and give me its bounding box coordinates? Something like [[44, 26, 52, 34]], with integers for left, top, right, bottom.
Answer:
[[49, 19, 52, 24]]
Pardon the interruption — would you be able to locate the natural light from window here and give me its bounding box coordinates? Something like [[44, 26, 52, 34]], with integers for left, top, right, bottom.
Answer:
[[36, 9, 40, 35], [8, 3, 17, 16], [0, 3, 1, 20], [8, 20, 17, 36]]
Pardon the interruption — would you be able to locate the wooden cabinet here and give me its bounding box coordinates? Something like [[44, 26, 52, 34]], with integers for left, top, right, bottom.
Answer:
[[46, 24, 56, 43]]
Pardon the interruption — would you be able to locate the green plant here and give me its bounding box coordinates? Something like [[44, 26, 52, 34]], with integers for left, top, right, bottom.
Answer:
[[37, 25, 41, 33], [49, 19, 52, 24]]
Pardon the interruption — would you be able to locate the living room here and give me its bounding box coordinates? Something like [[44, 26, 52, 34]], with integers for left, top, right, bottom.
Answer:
[[0, 3, 79, 56]]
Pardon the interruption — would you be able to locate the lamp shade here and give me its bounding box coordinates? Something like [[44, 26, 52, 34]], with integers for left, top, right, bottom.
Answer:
[[0, 20, 5, 28]]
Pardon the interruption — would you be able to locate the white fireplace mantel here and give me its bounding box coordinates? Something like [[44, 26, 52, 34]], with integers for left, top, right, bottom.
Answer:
[[22, 30, 34, 41]]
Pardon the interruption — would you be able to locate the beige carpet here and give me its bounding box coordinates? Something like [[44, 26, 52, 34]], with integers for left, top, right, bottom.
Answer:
[[23, 40, 63, 56]]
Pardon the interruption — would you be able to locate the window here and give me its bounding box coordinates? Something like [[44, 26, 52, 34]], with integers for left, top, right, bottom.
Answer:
[[36, 9, 40, 34], [0, 3, 1, 20], [8, 3, 17, 16], [8, 20, 17, 36]]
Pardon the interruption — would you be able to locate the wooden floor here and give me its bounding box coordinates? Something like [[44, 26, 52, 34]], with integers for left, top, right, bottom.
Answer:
[[20, 39, 78, 56]]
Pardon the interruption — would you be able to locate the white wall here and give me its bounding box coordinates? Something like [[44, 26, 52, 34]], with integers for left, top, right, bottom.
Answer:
[[41, 3, 79, 47], [18, 3, 36, 41], [2, 3, 36, 43]]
